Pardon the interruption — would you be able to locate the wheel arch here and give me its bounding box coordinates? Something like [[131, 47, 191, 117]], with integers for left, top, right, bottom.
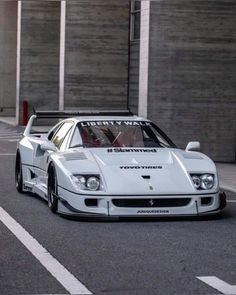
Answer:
[[47, 161, 57, 185], [47, 161, 59, 213], [16, 148, 20, 156], [47, 161, 55, 174], [15, 148, 21, 165], [17, 137, 35, 167], [47, 157, 75, 195]]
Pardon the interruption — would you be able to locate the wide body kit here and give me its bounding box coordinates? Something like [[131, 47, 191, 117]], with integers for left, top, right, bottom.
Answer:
[[16, 111, 226, 218]]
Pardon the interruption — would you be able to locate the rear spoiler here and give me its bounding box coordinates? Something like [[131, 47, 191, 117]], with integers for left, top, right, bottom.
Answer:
[[34, 110, 133, 119], [23, 109, 134, 136]]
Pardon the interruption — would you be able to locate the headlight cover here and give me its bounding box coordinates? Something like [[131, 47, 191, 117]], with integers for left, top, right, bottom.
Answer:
[[190, 174, 215, 190], [71, 174, 103, 191], [87, 176, 100, 191]]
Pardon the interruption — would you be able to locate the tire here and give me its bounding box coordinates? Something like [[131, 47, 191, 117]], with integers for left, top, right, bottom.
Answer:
[[47, 165, 58, 213], [15, 152, 23, 193]]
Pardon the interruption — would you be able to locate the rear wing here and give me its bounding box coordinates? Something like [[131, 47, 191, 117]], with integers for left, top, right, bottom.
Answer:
[[34, 110, 133, 118], [23, 109, 134, 137], [23, 115, 37, 137]]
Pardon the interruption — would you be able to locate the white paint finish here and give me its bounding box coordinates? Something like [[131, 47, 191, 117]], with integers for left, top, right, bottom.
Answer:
[[18, 115, 221, 216], [0, 207, 92, 295], [197, 276, 236, 295], [59, 0, 66, 111], [138, 0, 150, 118], [15, 1, 22, 126]]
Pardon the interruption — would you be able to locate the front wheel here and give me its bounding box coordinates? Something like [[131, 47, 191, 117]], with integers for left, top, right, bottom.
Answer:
[[15, 152, 23, 193], [47, 165, 58, 213]]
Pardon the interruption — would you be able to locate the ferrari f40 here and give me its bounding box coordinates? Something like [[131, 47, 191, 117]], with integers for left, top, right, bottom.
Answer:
[[15, 110, 226, 219]]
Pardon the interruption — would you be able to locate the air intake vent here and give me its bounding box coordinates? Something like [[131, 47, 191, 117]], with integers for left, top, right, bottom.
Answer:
[[201, 197, 212, 206], [64, 152, 87, 161], [112, 198, 191, 208], [85, 199, 98, 207]]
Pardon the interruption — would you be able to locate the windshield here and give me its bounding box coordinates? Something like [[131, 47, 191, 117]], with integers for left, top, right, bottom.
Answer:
[[72, 121, 176, 148]]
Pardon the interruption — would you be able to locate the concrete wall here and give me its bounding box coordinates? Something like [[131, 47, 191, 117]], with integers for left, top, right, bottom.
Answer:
[[0, 2, 17, 117], [147, 0, 236, 162], [20, 1, 60, 118], [64, 0, 130, 110], [128, 41, 139, 114]]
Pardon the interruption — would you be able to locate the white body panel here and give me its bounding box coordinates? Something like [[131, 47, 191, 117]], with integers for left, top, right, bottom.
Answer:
[[16, 114, 224, 218]]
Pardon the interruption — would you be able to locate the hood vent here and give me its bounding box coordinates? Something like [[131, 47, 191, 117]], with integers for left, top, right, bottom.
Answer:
[[64, 152, 87, 161], [181, 152, 203, 160]]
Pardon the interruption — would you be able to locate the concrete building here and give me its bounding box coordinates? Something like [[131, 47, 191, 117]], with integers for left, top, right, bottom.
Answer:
[[0, 0, 235, 162]]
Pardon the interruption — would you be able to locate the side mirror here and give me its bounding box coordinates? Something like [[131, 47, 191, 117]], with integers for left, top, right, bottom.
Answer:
[[40, 141, 57, 152], [185, 141, 200, 152]]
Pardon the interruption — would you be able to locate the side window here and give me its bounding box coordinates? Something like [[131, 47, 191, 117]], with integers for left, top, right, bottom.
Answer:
[[60, 128, 73, 151], [52, 122, 74, 149], [48, 123, 62, 141]]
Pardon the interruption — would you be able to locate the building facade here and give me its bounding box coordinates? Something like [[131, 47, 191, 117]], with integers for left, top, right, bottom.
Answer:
[[0, 0, 235, 162]]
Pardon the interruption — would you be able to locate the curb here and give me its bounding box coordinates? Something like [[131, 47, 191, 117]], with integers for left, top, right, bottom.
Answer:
[[220, 184, 236, 194], [0, 117, 17, 127]]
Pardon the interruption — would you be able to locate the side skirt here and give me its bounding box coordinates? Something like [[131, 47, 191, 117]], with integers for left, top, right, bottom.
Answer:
[[33, 183, 48, 200]]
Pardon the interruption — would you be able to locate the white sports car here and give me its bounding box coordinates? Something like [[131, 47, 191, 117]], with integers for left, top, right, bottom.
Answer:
[[15, 110, 226, 219]]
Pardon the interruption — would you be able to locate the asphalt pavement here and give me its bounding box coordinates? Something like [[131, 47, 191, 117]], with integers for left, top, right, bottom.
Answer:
[[0, 121, 236, 295]]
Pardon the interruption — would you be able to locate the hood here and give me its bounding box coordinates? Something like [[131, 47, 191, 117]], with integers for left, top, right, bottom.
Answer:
[[56, 147, 217, 195], [91, 148, 217, 195]]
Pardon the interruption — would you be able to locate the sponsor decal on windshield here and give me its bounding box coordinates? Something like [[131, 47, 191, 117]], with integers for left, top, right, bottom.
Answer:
[[80, 121, 151, 127], [107, 148, 157, 153]]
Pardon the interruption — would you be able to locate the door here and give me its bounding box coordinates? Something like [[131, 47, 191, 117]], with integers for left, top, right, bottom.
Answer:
[[33, 121, 74, 190]]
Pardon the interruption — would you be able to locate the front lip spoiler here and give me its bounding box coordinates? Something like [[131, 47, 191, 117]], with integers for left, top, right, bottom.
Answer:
[[57, 192, 227, 220], [59, 199, 117, 221]]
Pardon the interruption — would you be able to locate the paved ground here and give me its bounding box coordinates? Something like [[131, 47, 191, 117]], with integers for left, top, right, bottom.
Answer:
[[0, 121, 236, 295], [0, 123, 23, 143], [0, 117, 17, 126]]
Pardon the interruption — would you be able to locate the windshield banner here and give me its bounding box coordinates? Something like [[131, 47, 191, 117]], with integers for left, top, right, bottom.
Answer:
[[80, 121, 151, 127]]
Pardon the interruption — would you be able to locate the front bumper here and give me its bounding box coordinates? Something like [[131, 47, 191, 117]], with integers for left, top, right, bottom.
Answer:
[[57, 186, 226, 218]]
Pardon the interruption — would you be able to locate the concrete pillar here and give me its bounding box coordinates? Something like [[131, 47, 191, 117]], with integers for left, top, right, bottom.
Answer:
[[0, 2, 17, 117], [64, 0, 130, 110], [138, 0, 236, 162], [18, 1, 60, 122], [138, 1, 150, 118]]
